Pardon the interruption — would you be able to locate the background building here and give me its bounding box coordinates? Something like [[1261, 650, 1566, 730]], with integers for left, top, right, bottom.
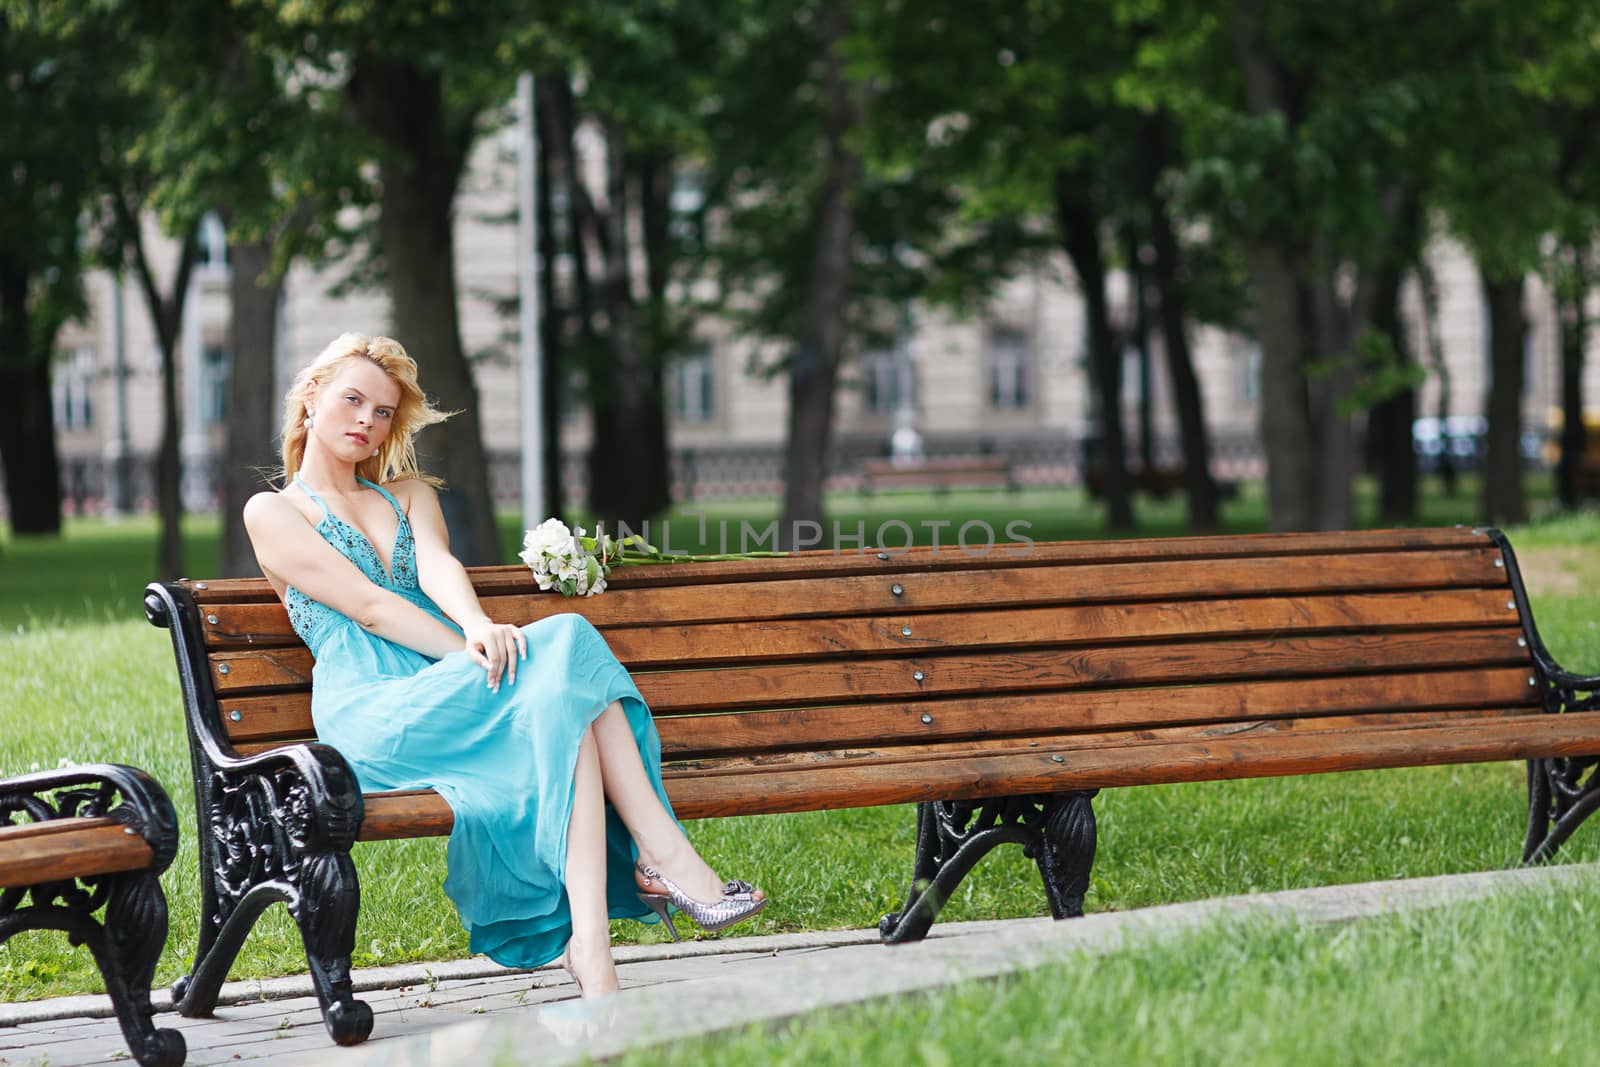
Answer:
[[42, 129, 1600, 516]]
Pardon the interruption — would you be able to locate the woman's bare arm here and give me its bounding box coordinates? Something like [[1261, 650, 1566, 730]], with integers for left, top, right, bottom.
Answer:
[[243, 491, 466, 660], [396, 480, 527, 690]]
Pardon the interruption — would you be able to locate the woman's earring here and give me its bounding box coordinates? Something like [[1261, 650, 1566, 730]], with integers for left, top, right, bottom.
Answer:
[[304, 408, 315, 429], [371, 449, 379, 458]]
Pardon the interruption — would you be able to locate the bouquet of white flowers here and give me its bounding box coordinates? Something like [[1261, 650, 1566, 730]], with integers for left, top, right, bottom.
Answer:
[[520, 518, 784, 597], [519, 517, 608, 597]]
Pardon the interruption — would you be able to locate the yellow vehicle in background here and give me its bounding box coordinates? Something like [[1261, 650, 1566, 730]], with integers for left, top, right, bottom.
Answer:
[[1545, 408, 1600, 495]]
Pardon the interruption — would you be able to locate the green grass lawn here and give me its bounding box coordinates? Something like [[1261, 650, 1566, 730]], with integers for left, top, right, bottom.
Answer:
[[1, 478, 1597, 1007], [617, 876, 1600, 1067]]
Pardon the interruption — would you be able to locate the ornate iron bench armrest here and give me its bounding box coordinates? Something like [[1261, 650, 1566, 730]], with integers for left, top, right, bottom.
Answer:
[[144, 579, 373, 1043], [198, 740, 366, 852], [0, 763, 178, 868], [169, 737, 371, 1043]]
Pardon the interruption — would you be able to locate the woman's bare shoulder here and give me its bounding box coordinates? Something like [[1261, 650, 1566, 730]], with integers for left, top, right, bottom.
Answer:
[[244, 487, 313, 529], [382, 477, 437, 509]]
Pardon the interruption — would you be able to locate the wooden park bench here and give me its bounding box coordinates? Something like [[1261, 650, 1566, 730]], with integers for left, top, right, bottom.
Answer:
[[858, 455, 1018, 495], [144, 526, 1600, 1048], [0, 764, 185, 1067], [1083, 462, 1239, 501]]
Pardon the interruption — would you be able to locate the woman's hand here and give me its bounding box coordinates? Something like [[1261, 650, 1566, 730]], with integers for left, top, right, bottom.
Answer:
[[462, 618, 528, 692]]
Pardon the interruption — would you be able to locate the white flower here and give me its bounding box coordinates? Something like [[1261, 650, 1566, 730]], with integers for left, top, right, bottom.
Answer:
[[521, 517, 618, 598], [519, 518, 574, 569], [554, 552, 582, 582]]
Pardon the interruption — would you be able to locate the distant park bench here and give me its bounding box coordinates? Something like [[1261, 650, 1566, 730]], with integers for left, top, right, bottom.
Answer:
[[147, 526, 1600, 1049], [1084, 463, 1238, 501], [858, 455, 1018, 495], [0, 765, 185, 1067]]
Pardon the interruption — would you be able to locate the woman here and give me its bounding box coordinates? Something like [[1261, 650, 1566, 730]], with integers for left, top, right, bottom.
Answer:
[[243, 333, 764, 1000]]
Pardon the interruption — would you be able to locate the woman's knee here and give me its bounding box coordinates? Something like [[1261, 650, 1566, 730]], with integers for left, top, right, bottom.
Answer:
[[530, 612, 601, 643]]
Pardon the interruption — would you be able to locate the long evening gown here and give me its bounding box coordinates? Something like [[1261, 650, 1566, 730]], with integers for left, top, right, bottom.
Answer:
[[283, 474, 669, 967]]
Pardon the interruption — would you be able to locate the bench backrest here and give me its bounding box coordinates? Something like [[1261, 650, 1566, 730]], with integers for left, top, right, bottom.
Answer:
[[156, 528, 1574, 820]]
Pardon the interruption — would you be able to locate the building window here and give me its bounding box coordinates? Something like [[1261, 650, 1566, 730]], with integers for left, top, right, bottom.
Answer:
[[1240, 337, 1261, 405], [862, 348, 914, 415], [673, 344, 715, 423], [53, 347, 96, 430], [201, 345, 231, 424], [559, 371, 584, 424], [1122, 343, 1144, 407], [986, 327, 1030, 409], [669, 171, 705, 242], [199, 212, 228, 273]]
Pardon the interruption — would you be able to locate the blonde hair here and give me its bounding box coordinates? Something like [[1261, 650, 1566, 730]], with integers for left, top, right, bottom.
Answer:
[[279, 333, 451, 487]]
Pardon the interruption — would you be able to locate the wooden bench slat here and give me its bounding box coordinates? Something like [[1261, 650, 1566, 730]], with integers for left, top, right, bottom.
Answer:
[[666, 706, 1544, 776], [663, 711, 1600, 818], [0, 818, 154, 888], [600, 589, 1518, 669], [219, 665, 1541, 752], [358, 791, 451, 841], [196, 547, 1509, 649], [184, 526, 1499, 604], [655, 667, 1542, 758], [211, 648, 312, 690], [633, 628, 1530, 713], [207, 585, 1520, 702], [355, 710, 1600, 825]]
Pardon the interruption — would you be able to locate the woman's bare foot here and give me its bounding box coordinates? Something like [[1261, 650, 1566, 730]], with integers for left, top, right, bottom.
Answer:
[[559, 937, 620, 1000]]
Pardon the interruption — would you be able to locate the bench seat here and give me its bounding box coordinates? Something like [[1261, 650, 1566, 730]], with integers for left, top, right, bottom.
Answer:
[[858, 455, 1016, 493]]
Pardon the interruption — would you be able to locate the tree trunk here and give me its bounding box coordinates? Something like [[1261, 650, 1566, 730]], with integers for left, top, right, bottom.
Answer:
[[1364, 187, 1421, 524], [1308, 249, 1370, 531], [538, 74, 600, 518], [119, 201, 199, 581], [1137, 111, 1219, 531], [0, 260, 62, 534], [535, 83, 563, 521], [1124, 229, 1155, 472], [1244, 247, 1319, 531], [1480, 267, 1527, 525], [219, 229, 285, 577], [349, 58, 500, 565], [154, 311, 184, 579], [780, 0, 859, 549], [1369, 260, 1418, 524], [586, 122, 671, 535], [1234, 0, 1318, 531], [1056, 172, 1133, 532], [1417, 257, 1457, 496], [1556, 245, 1589, 508]]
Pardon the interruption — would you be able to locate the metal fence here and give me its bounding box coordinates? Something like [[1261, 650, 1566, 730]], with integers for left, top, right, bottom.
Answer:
[[26, 431, 1270, 517]]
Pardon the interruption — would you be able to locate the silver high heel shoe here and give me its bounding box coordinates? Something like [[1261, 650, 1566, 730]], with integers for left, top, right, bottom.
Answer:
[[635, 862, 767, 940]]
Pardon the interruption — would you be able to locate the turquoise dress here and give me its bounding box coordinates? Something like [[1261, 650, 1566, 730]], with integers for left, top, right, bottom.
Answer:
[[283, 475, 670, 968]]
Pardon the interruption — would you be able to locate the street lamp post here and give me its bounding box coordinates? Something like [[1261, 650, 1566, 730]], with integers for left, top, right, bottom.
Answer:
[[517, 72, 546, 526]]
